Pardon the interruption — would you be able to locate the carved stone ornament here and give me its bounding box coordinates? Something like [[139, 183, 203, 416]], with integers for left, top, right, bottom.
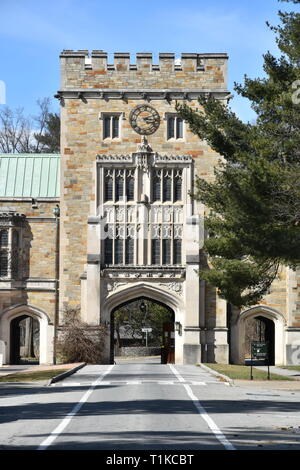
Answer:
[[159, 282, 183, 296], [129, 104, 160, 135]]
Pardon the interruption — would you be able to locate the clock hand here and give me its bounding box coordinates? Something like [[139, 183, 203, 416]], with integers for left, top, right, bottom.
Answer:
[[143, 116, 155, 123]]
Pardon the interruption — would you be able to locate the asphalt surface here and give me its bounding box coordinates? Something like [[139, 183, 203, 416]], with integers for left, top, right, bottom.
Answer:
[[1, 362, 300, 451]]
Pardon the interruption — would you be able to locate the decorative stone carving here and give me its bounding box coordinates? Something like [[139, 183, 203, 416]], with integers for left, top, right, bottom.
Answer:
[[102, 267, 185, 280], [154, 154, 193, 164], [96, 154, 133, 163], [159, 282, 183, 296]]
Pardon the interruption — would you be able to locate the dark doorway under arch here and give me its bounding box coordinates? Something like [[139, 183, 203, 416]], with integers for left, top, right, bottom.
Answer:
[[110, 297, 175, 364], [245, 315, 275, 365], [10, 315, 40, 364]]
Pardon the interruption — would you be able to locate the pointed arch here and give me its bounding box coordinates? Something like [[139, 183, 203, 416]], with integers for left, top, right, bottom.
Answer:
[[0, 304, 53, 364], [231, 305, 286, 365], [101, 282, 184, 364], [103, 282, 183, 320]]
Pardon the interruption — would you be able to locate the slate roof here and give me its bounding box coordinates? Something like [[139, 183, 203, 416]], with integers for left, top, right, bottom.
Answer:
[[0, 154, 60, 198]]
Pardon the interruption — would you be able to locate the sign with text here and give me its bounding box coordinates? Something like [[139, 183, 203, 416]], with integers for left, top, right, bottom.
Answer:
[[251, 341, 269, 359]]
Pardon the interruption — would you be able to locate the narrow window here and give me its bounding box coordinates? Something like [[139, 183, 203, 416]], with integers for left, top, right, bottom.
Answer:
[[103, 116, 111, 139], [11, 231, 19, 278], [151, 239, 160, 265], [0, 252, 8, 276], [167, 116, 175, 139], [162, 239, 171, 265], [104, 238, 113, 265], [125, 237, 134, 265], [115, 174, 124, 201], [153, 173, 161, 202], [163, 173, 172, 202], [105, 174, 113, 201], [112, 116, 119, 138], [174, 173, 182, 201], [173, 239, 182, 265], [115, 238, 123, 265], [0, 230, 8, 247], [126, 174, 135, 201], [176, 117, 183, 138]]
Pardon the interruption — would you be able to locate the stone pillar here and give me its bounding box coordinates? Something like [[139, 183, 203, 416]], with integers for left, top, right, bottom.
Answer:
[[214, 296, 229, 363], [85, 217, 101, 325], [183, 215, 201, 364]]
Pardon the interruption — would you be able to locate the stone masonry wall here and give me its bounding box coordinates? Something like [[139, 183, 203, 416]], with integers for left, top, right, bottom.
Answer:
[[0, 200, 58, 322], [59, 51, 229, 311]]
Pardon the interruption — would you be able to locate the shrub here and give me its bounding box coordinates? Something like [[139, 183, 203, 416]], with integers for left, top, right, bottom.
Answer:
[[56, 306, 107, 364]]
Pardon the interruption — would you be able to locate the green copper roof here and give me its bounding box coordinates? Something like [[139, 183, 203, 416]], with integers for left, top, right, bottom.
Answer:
[[0, 154, 60, 198]]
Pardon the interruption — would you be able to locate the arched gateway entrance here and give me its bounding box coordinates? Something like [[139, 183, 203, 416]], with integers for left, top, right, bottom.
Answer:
[[111, 297, 175, 364], [102, 282, 184, 364]]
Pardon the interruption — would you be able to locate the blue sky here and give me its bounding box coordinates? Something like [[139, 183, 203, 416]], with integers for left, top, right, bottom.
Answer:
[[0, 0, 295, 123]]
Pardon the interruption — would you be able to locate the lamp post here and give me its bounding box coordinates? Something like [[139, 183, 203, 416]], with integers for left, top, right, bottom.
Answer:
[[53, 204, 60, 365], [140, 300, 148, 346]]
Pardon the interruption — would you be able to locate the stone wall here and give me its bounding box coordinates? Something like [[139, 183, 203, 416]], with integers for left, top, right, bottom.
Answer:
[[0, 200, 58, 323], [116, 346, 161, 357]]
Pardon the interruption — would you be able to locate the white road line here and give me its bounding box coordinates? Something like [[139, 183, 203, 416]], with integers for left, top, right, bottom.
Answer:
[[37, 365, 114, 450], [55, 379, 227, 387], [169, 364, 236, 451]]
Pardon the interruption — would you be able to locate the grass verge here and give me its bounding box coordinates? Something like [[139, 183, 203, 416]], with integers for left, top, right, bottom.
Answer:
[[0, 369, 72, 383], [204, 363, 294, 381]]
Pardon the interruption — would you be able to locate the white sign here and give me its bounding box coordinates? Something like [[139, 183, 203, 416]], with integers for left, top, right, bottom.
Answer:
[[142, 328, 152, 333]]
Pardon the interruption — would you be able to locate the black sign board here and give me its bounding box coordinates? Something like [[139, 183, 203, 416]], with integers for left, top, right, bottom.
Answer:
[[251, 341, 268, 359], [250, 341, 270, 380]]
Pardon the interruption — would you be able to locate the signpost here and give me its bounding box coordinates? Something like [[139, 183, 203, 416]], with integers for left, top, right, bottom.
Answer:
[[250, 341, 270, 380], [142, 327, 152, 347]]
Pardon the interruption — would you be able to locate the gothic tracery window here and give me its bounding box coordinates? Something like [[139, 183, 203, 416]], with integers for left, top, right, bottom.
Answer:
[[102, 164, 186, 267], [152, 169, 183, 203], [0, 227, 21, 278]]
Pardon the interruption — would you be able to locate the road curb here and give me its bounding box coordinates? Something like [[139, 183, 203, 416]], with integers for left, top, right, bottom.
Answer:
[[199, 363, 234, 386], [47, 363, 86, 386]]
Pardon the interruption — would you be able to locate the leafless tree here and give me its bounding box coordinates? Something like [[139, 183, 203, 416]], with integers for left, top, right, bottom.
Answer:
[[0, 106, 32, 153], [0, 98, 59, 154]]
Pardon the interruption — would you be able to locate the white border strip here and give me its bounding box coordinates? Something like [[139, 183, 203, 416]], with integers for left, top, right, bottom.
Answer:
[[169, 364, 236, 450], [37, 365, 114, 450]]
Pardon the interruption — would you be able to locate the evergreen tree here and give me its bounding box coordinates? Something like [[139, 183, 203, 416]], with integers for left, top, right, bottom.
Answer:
[[176, 0, 300, 307], [34, 112, 60, 153]]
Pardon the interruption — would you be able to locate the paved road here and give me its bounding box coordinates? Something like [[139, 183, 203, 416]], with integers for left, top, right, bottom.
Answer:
[[1, 363, 300, 450]]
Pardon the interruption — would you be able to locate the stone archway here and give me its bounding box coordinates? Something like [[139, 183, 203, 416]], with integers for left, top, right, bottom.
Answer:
[[10, 315, 40, 364], [231, 306, 285, 365], [110, 296, 175, 364], [0, 305, 54, 364], [101, 282, 184, 364]]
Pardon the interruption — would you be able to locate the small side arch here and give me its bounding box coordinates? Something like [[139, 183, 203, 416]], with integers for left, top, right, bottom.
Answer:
[[231, 305, 286, 365], [0, 304, 53, 364]]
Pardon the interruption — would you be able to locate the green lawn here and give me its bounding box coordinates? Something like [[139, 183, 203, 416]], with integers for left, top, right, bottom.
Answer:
[[203, 363, 294, 381], [0, 369, 70, 383]]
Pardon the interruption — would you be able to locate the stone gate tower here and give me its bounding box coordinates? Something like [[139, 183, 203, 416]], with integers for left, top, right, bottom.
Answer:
[[57, 50, 230, 364]]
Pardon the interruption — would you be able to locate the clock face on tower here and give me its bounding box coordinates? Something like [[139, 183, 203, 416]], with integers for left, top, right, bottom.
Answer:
[[129, 104, 160, 135]]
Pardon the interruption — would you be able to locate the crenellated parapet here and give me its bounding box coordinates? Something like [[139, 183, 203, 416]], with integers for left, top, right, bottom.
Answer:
[[59, 50, 229, 93]]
